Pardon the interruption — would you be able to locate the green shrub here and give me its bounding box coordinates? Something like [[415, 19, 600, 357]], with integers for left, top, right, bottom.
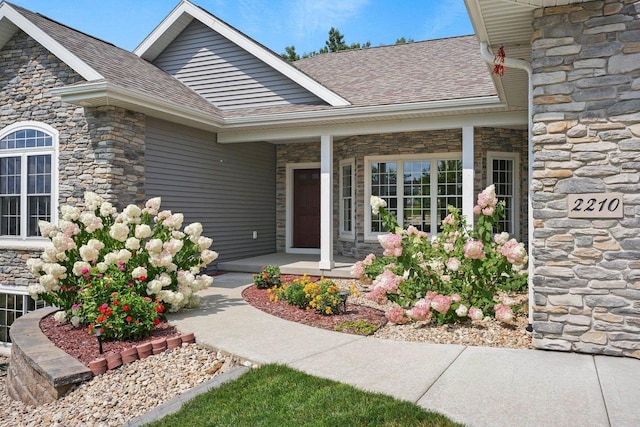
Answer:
[[334, 319, 380, 336], [283, 282, 309, 309], [253, 265, 282, 289]]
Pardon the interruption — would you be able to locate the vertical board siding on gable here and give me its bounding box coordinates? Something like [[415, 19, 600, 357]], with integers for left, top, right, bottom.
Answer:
[[153, 20, 324, 110], [144, 118, 276, 264]]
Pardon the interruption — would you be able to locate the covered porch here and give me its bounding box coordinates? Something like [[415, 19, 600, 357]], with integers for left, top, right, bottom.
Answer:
[[216, 253, 356, 279]]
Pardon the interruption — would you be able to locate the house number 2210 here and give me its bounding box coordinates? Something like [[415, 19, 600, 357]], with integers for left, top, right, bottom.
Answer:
[[567, 193, 623, 219]]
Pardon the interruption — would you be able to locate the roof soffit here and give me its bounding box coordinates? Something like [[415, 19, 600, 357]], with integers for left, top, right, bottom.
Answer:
[[0, 2, 103, 80], [134, 0, 350, 107]]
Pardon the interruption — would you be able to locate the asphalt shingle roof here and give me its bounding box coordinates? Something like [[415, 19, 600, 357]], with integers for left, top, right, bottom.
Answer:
[[10, 3, 223, 120], [292, 36, 497, 107], [10, 2, 497, 121]]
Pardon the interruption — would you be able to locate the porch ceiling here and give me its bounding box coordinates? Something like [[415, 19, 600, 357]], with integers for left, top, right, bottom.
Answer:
[[464, 0, 592, 109]]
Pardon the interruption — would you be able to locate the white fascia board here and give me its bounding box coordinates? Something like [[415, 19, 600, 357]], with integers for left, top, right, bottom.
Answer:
[[463, 0, 509, 104], [134, 1, 350, 107], [463, 0, 489, 43], [134, 0, 193, 59], [50, 81, 223, 132], [224, 96, 504, 128], [0, 3, 103, 81], [218, 110, 527, 143]]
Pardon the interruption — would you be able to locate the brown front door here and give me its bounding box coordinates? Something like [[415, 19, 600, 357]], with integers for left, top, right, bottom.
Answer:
[[293, 168, 320, 248]]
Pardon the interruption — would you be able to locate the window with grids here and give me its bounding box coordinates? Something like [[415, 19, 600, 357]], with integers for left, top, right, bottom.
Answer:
[[0, 126, 54, 238], [366, 155, 462, 237], [488, 152, 519, 237], [0, 291, 46, 343], [339, 160, 355, 238]]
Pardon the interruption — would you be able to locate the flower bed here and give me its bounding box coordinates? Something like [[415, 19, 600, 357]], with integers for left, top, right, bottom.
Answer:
[[242, 285, 387, 335]]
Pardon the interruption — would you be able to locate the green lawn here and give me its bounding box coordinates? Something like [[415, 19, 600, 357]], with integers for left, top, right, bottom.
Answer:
[[145, 364, 464, 427]]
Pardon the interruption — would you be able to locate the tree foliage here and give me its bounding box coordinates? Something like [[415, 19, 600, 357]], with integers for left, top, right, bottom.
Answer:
[[395, 37, 414, 44], [281, 27, 384, 62]]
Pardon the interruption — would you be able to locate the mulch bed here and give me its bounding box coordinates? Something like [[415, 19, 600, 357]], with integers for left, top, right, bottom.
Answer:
[[242, 283, 387, 335], [40, 314, 177, 367]]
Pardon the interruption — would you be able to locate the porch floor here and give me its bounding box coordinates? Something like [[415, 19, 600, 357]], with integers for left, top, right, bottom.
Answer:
[[216, 252, 356, 279]]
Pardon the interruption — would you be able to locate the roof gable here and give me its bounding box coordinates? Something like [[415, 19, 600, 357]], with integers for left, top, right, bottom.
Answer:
[[153, 19, 327, 110], [0, 1, 224, 129], [0, 2, 102, 80], [135, 0, 350, 107]]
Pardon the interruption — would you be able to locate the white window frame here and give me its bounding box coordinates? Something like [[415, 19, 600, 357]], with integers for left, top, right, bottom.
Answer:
[[364, 153, 462, 241], [0, 122, 58, 250], [487, 151, 520, 239], [0, 285, 46, 347], [339, 158, 355, 240]]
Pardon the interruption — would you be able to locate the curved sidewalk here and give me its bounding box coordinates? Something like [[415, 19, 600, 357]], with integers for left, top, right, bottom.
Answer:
[[169, 273, 640, 427]]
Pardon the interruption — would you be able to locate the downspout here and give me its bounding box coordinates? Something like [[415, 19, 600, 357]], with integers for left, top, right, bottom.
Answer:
[[479, 42, 535, 329]]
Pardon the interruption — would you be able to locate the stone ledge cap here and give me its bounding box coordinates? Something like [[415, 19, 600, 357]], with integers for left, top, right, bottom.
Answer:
[[9, 307, 93, 387]]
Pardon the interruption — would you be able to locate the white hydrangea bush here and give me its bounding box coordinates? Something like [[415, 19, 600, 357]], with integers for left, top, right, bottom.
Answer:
[[27, 192, 218, 315]]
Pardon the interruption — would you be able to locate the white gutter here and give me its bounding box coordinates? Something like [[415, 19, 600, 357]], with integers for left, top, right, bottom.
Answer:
[[223, 95, 505, 128], [51, 81, 224, 132], [479, 42, 535, 327]]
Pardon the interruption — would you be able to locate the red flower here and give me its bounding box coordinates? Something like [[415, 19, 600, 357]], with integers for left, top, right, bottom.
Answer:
[[143, 297, 151, 302], [113, 300, 119, 305], [125, 316, 133, 322], [153, 318, 160, 325], [139, 276, 147, 282], [122, 304, 130, 312], [155, 304, 165, 313]]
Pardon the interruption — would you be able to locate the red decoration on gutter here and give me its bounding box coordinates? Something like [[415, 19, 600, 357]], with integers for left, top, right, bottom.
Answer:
[[493, 45, 506, 76]]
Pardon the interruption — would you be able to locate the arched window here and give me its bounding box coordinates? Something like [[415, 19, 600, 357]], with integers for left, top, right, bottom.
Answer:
[[0, 122, 57, 243]]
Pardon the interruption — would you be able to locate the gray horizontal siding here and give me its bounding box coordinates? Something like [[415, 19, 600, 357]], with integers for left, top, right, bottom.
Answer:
[[153, 20, 325, 110], [144, 117, 276, 265]]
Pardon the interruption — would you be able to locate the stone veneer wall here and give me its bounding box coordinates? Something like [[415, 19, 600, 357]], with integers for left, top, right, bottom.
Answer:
[[531, 1, 640, 358], [276, 128, 526, 257], [0, 31, 146, 287]]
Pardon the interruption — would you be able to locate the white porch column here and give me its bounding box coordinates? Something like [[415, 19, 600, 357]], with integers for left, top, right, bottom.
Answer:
[[319, 134, 334, 270], [462, 126, 475, 226]]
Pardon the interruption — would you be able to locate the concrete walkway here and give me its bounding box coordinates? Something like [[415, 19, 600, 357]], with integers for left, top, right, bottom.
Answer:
[[169, 273, 640, 427]]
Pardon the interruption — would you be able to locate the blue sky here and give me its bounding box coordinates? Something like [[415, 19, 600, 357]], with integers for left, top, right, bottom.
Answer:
[[9, 0, 474, 55]]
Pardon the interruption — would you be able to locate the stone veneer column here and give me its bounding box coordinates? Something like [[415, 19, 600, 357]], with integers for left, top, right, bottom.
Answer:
[[84, 106, 146, 209], [531, 1, 640, 358]]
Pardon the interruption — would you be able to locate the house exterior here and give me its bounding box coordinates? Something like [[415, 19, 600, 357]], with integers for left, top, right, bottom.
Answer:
[[0, 0, 637, 358]]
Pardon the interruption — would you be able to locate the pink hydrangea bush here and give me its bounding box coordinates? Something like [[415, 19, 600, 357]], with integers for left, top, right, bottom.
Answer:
[[361, 190, 527, 325]]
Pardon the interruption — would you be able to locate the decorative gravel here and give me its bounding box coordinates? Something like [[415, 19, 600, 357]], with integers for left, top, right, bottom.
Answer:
[[338, 279, 533, 350], [0, 346, 237, 427]]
